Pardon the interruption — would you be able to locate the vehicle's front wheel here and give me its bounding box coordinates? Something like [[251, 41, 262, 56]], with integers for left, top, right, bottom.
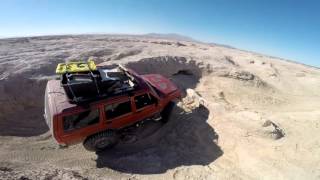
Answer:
[[160, 101, 175, 123], [83, 130, 119, 152]]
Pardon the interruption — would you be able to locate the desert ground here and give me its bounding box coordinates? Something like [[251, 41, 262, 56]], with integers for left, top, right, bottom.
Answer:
[[0, 34, 319, 179]]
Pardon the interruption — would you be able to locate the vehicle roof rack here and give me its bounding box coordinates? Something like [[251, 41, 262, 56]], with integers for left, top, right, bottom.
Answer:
[[56, 60, 137, 104]]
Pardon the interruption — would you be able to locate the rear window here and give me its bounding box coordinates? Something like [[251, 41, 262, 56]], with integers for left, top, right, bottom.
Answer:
[[63, 109, 100, 132], [44, 89, 51, 129]]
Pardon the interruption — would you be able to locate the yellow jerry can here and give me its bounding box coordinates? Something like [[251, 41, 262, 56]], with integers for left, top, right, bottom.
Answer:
[[56, 60, 97, 74]]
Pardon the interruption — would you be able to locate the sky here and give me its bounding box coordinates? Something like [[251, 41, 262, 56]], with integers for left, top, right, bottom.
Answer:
[[0, 0, 319, 67]]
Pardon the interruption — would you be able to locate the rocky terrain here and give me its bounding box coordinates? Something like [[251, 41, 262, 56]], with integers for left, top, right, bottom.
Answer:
[[0, 34, 319, 179]]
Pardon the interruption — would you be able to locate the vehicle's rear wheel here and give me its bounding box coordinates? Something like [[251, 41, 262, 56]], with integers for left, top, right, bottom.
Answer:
[[161, 101, 175, 123], [83, 130, 118, 152]]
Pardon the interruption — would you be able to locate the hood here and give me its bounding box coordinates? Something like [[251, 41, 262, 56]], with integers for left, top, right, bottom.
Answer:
[[141, 74, 178, 95]]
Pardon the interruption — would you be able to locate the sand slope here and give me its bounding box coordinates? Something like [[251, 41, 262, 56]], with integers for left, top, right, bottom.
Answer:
[[0, 35, 320, 179]]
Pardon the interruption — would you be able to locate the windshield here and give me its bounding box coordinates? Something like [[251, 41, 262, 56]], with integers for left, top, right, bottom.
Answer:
[[144, 80, 163, 98]]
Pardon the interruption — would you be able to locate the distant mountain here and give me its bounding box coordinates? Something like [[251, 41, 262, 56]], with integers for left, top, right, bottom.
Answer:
[[208, 42, 236, 49], [144, 33, 197, 42]]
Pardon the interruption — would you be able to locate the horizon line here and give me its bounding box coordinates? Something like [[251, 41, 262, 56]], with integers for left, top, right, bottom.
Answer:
[[0, 32, 318, 69]]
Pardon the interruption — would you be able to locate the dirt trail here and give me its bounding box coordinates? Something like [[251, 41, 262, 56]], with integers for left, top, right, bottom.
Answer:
[[1, 35, 320, 179]]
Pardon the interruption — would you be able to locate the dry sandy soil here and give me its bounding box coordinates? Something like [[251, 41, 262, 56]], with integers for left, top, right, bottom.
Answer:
[[0, 34, 320, 179]]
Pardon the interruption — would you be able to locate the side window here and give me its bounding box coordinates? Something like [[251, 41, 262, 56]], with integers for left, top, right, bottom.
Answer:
[[63, 109, 99, 132], [105, 100, 132, 120], [134, 93, 156, 110]]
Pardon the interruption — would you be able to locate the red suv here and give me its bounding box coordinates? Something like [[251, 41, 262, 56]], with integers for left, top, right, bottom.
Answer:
[[44, 65, 181, 151]]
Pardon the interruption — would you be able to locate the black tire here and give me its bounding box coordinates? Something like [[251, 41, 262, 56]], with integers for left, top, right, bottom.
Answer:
[[160, 101, 175, 123], [83, 130, 119, 152]]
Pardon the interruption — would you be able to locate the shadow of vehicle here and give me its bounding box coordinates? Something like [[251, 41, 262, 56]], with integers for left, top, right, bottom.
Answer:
[[96, 104, 223, 174]]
